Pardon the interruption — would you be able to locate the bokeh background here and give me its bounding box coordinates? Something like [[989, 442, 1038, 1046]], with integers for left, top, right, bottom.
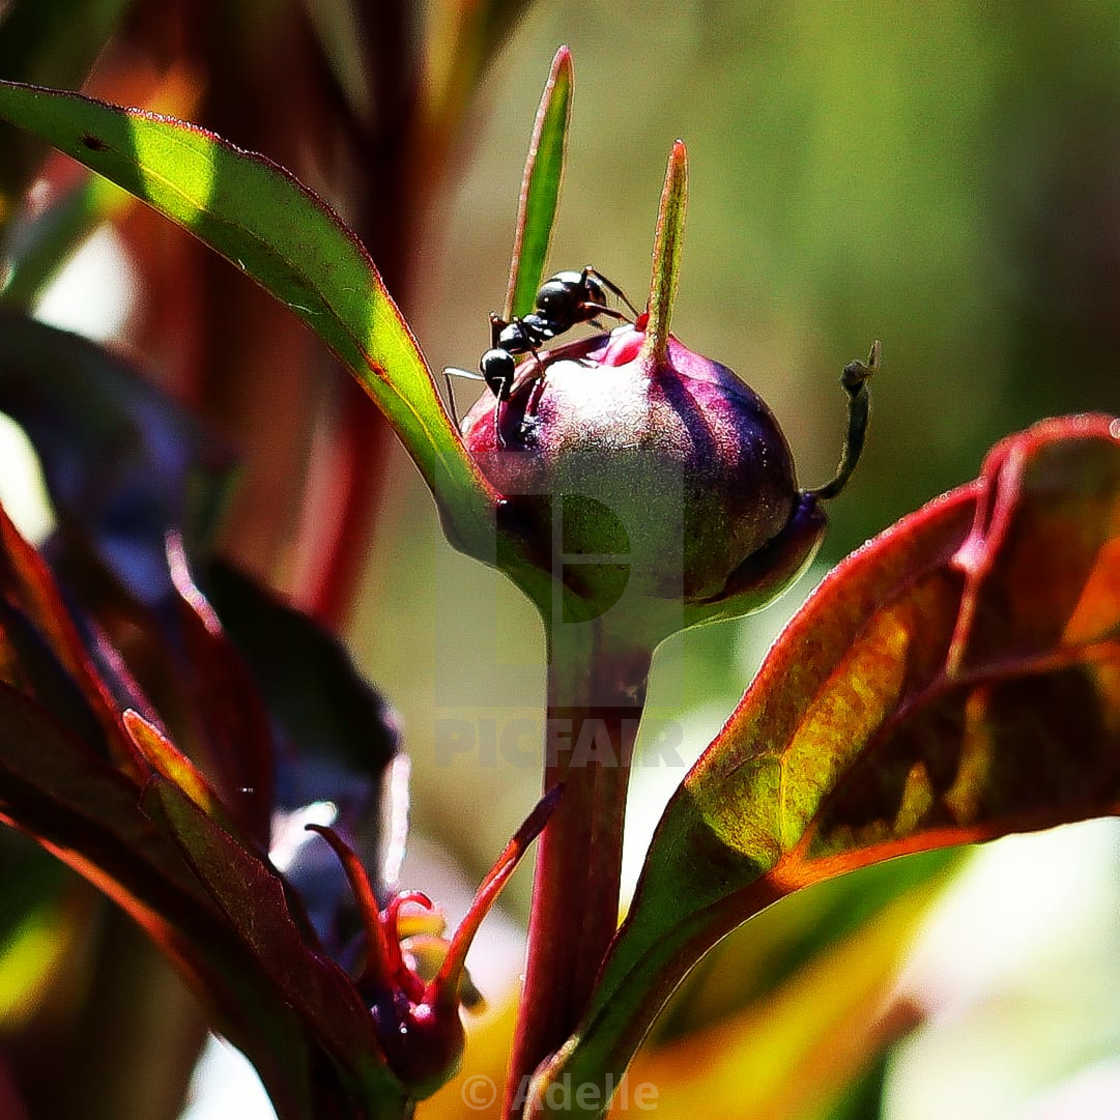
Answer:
[[2, 2, 1119, 1118]]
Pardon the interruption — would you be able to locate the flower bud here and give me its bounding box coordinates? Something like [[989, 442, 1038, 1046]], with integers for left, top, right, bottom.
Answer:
[[462, 321, 865, 637]]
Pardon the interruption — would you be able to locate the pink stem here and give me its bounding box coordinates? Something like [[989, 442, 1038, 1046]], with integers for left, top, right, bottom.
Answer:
[[503, 627, 651, 1117]]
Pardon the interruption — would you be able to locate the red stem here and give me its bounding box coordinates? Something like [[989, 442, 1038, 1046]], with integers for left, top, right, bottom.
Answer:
[[305, 823, 397, 990], [503, 626, 651, 1117]]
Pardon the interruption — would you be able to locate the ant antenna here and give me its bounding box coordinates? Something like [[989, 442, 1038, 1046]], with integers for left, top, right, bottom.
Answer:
[[586, 266, 642, 317], [443, 369, 459, 427], [442, 366, 489, 430]]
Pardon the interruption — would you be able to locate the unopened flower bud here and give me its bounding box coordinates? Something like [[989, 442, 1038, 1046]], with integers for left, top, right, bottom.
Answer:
[[463, 321, 873, 637]]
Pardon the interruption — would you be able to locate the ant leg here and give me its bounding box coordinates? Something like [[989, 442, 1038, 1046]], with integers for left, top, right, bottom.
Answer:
[[492, 370, 517, 450], [811, 341, 880, 500], [493, 399, 505, 449], [581, 303, 626, 322], [525, 345, 551, 419], [584, 266, 642, 317]]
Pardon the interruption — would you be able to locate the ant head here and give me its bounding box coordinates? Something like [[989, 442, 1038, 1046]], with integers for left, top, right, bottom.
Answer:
[[480, 348, 516, 399]]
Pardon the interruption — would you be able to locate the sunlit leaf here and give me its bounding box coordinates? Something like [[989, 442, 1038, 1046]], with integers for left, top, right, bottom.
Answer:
[[504, 46, 572, 321], [533, 414, 1120, 1118], [0, 79, 499, 552], [123, 709, 225, 822], [609, 886, 932, 1120]]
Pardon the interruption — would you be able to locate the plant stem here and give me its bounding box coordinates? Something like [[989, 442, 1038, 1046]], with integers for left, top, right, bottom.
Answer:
[[503, 622, 652, 1118]]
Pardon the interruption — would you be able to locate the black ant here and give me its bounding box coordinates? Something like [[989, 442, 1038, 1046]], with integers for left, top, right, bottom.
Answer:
[[443, 267, 640, 447]]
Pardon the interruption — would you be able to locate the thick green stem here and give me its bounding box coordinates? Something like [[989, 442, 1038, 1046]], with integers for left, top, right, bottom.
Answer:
[[503, 623, 652, 1118]]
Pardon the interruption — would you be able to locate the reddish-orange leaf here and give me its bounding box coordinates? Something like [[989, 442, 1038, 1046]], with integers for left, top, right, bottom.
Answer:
[[533, 414, 1120, 1120]]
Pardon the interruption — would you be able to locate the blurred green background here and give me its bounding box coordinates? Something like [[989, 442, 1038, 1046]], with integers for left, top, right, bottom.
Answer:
[[356, 0, 1119, 910], [352, 4, 1120, 1118]]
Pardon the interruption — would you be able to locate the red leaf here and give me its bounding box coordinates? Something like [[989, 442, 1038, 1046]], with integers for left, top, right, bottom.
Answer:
[[143, 776, 402, 1100], [533, 414, 1120, 1120], [0, 504, 143, 776]]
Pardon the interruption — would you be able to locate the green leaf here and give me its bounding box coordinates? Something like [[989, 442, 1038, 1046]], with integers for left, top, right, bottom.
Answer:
[[617, 879, 936, 1120], [641, 139, 687, 365], [504, 46, 573, 321], [529, 414, 1120, 1118], [0, 79, 499, 553], [1, 173, 130, 307]]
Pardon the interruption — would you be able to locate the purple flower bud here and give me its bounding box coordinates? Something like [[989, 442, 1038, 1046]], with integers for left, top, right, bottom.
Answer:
[[462, 321, 869, 632]]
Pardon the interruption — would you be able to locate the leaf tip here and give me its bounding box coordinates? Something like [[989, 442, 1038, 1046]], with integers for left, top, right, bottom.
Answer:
[[121, 707, 144, 733], [552, 44, 574, 76], [642, 139, 689, 365]]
